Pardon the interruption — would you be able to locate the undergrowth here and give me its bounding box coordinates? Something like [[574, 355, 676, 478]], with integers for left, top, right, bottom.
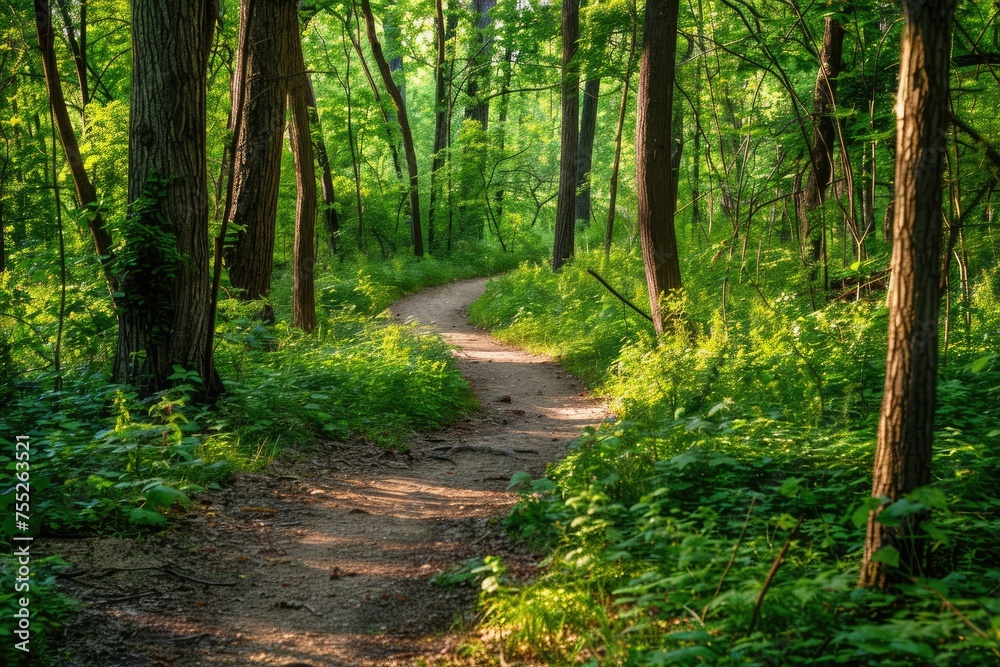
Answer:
[[468, 246, 1000, 665], [0, 246, 535, 662]]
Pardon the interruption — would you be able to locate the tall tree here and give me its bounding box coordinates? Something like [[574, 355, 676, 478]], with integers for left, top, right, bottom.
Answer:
[[288, 21, 317, 333], [636, 0, 682, 334], [115, 0, 218, 394], [359, 0, 424, 257], [34, 0, 116, 292], [306, 75, 340, 254], [225, 0, 296, 302], [552, 0, 580, 271], [575, 77, 600, 226], [605, 11, 638, 257], [343, 8, 404, 179], [54, 0, 89, 108], [859, 0, 957, 591], [464, 0, 497, 129], [798, 13, 846, 272], [429, 0, 456, 253]]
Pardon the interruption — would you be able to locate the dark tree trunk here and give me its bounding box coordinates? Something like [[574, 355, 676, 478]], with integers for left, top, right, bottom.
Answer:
[[605, 18, 637, 257], [289, 29, 317, 333], [35, 0, 116, 292], [226, 0, 296, 301], [384, 8, 406, 104], [636, 0, 682, 334], [0, 130, 6, 273], [551, 0, 579, 271], [306, 75, 340, 254], [115, 0, 218, 395], [799, 15, 846, 268], [859, 0, 956, 591], [429, 0, 455, 254], [575, 77, 600, 226], [464, 0, 496, 130], [344, 11, 404, 180], [359, 0, 423, 256], [55, 0, 88, 107]]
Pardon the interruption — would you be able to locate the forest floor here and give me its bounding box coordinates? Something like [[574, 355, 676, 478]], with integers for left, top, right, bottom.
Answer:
[[41, 278, 608, 666]]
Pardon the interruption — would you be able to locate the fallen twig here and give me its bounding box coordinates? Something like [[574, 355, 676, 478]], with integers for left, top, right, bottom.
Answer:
[[703, 497, 756, 620], [586, 269, 655, 323], [428, 444, 531, 457], [911, 576, 1000, 657], [276, 600, 322, 616], [748, 516, 801, 634]]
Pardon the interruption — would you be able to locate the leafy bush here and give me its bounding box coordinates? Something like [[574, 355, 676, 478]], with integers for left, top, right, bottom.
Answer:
[[470, 248, 1000, 665]]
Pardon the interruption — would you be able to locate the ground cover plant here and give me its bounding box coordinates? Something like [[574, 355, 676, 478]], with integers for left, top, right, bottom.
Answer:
[[468, 246, 1000, 665], [0, 250, 533, 663]]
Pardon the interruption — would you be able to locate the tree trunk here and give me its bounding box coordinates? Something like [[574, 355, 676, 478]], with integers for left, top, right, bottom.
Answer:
[[289, 32, 317, 334], [799, 15, 846, 269], [464, 0, 496, 130], [359, 0, 423, 257], [605, 17, 637, 258], [344, 11, 404, 180], [306, 75, 340, 254], [384, 8, 406, 104], [575, 77, 600, 226], [226, 0, 296, 301], [429, 0, 455, 254], [55, 0, 89, 107], [35, 0, 116, 293], [636, 0, 683, 334], [859, 0, 956, 591], [115, 0, 218, 395], [0, 130, 7, 273], [551, 0, 580, 271]]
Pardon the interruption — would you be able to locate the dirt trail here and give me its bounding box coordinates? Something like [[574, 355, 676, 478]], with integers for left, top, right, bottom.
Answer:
[[44, 278, 608, 666]]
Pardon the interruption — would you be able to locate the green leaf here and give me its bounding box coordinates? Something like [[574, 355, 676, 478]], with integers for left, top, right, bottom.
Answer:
[[872, 545, 900, 568], [143, 484, 190, 512], [507, 471, 533, 490], [130, 507, 168, 526], [970, 355, 993, 373], [779, 476, 805, 497]]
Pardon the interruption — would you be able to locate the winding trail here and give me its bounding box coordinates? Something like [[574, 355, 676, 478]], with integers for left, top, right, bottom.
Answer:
[[48, 278, 608, 666]]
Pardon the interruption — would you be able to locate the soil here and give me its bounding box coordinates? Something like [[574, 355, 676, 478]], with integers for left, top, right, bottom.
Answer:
[[40, 278, 608, 666]]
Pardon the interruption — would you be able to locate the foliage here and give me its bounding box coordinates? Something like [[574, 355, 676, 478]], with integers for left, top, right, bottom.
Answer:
[[470, 248, 1000, 664]]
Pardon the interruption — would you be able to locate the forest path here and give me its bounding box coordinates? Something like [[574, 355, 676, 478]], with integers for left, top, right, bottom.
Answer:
[[49, 277, 608, 666]]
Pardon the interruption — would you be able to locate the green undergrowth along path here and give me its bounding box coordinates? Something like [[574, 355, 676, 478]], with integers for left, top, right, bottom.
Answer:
[[1, 251, 537, 663], [467, 247, 1000, 665]]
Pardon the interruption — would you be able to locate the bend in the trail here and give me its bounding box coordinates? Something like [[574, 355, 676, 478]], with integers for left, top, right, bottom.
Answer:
[[46, 277, 608, 666]]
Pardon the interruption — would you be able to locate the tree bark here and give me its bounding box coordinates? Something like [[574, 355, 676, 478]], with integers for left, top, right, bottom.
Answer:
[[636, 0, 683, 334], [306, 75, 340, 254], [35, 0, 116, 292], [344, 10, 404, 180], [799, 15, 846, 268], [464, 0, 496, 130], [359, 0, 423, 256], [575, 77, 600, 226], [115, 0, 218, 395], [429, 0, 455, 254], [55, 0, 88, 107], [226, 0, 296, 301], [551, 0, 580, 271], [859, 0, 956, 591], [289, 28, 317, 333], [605, 19, 637, 258]]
